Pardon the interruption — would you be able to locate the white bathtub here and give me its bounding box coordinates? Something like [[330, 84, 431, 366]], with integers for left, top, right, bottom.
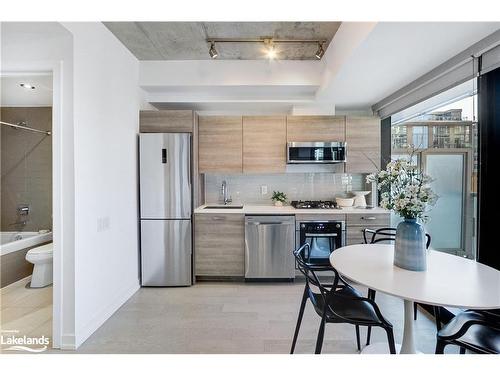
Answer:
[[0, 231, 53, 256]]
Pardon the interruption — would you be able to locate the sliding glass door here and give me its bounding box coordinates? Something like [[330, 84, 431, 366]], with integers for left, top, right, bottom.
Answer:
[[390, 78, 478, 259], [420, 149, 473, 258]]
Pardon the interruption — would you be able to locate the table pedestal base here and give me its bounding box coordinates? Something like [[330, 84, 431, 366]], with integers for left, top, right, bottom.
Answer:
[[361, 299, 421, 354], [401, 299, 417, 354], [361, 342, 401, 354]]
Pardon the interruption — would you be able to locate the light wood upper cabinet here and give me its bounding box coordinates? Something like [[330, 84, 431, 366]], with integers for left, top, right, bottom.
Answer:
[[243, 116, 286, 174], [286, 116, 345, 142], [198, 116, 243, 174], [140, 110, 193, 133], [345, 116, 381, 173], [194, 213, 245, 277]]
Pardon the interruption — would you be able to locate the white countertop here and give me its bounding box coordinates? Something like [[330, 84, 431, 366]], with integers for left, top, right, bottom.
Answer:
[[194, 204, 389, 215]]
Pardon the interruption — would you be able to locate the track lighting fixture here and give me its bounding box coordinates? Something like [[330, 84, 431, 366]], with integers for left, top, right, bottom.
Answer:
[[206, 38, 327, 60], [315, 42, 325, 60], [209, 42, 218, 59]]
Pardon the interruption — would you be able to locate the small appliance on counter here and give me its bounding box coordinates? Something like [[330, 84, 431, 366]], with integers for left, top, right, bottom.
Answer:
[[139, 133, 192, 287]]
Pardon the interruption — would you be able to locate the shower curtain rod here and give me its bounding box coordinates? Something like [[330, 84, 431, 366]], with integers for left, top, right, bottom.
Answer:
[[0, 121, 51, 135]]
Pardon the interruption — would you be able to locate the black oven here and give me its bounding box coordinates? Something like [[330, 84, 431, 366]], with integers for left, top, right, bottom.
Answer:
[[296, 220, 346, 266]]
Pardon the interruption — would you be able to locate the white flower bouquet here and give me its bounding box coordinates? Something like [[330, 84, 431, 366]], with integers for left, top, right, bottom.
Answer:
[[366, 152, 438, 221]]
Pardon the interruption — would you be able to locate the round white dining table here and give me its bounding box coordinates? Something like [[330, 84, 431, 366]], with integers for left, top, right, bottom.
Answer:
[[330, 244, 500, 354]]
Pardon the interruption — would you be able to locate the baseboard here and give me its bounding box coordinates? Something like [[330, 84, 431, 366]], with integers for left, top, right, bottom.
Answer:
[[75, 280, 140, 349], [1, 275, 31, 291], [60, 334, 77, 350], [195, 275, 244, 282]]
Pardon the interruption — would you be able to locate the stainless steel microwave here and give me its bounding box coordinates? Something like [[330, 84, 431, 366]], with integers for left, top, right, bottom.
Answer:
[[287, 141, 346, 164]]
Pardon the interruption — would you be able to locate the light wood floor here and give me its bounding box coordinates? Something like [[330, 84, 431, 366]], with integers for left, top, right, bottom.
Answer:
[[74, 281, 460, 354], [0, 276, 52, 353]]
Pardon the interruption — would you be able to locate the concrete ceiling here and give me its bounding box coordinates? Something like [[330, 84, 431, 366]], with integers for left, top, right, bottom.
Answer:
[[104, 22, 341, 60]]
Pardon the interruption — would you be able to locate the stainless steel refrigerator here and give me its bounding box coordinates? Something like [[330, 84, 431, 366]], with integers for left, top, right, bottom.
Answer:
[[139, 133, 192, 286]]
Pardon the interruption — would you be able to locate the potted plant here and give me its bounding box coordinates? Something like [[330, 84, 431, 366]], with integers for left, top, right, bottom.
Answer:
[[366, 149, 438, 271], [271, 191, 287, 207]]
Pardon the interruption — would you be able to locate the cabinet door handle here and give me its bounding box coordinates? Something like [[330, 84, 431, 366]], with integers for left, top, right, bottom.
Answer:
[[212, 216, 226, 221], [361, 216, 377, 220]]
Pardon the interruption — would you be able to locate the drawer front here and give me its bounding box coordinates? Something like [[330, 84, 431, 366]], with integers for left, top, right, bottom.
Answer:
[[346, 213, 390, 227], [346, 226, 389, 246], [194, 214, 245, 277]]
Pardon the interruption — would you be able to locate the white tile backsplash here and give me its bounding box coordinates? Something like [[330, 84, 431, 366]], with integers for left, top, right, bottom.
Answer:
[[204, 173, 367, 205]]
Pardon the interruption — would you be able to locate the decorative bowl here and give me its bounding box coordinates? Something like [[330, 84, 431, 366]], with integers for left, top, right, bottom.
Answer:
[[335, 197, 354, 207]]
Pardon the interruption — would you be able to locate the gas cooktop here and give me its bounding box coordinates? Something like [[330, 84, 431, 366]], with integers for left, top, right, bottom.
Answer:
[[291, 200, 338, 209]]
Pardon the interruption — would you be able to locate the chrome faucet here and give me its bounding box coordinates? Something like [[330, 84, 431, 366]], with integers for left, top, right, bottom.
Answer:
[[18, 204, 30, 216], [221, 180, 232, 205]]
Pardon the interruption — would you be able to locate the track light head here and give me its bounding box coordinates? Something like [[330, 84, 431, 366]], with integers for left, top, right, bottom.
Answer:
[[263, 39, 278, 60], [266, 45, 277, 60], [315, 43, 325, 60], [209, 42, 218, 59]]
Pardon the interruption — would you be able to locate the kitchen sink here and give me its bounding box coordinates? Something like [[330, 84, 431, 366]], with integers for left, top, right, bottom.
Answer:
[[204, 205, 244, 209]]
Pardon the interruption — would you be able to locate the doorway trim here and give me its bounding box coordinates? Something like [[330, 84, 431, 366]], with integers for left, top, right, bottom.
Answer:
[[2, 64, 64, 349]]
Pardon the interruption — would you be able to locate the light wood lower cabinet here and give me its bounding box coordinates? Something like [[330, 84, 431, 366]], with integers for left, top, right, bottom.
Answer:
[[198, 116, 243, 173], [346, 213, 390, 245], [345, 116, 381, 173], [346, 226, 390, 245], [194, 214, 245, 277], [243, 116, 286, 173]]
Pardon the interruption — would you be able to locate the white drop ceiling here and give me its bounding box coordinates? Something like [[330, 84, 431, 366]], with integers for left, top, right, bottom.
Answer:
[[110, 22, 500, 114]]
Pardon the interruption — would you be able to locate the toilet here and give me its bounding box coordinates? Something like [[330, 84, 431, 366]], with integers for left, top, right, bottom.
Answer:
[[25, 243, 53, 288]]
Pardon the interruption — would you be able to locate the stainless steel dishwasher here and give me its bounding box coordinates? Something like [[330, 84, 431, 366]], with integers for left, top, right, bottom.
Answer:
[[245, 215, 295, 280]]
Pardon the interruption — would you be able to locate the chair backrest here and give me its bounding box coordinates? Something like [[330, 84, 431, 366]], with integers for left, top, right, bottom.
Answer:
[[293, 243, 341, 301], [294, 243, 390, 326], [363, 227, 432, 249]]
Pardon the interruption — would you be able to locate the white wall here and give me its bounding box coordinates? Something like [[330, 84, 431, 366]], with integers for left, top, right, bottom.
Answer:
[[61, 22, 141, 348]]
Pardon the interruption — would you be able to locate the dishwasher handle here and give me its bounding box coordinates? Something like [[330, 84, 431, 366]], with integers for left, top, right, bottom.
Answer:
[[305, 233, 338, 237], [247, 222, 291, 226]]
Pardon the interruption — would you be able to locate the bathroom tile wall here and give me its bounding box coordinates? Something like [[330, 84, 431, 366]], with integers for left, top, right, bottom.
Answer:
[[1, 107, 52, 232], [204, 173, 367, 205]]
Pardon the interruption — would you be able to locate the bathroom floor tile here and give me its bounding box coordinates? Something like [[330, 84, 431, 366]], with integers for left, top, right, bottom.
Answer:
[[0, 276, 52, 353]]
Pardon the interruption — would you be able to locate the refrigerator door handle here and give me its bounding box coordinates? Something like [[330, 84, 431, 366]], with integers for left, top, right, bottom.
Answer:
[[187, 143, 191, 187], [162, 148, 167, 164]]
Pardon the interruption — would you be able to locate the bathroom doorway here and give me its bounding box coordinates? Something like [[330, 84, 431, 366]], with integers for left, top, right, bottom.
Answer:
[[0, 73, 54, 352]]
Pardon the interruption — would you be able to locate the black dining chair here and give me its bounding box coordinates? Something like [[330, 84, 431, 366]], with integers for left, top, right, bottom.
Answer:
[[435, 309, 500, 354], [363, 227, 431, 346], [290, 243, 397, 354]]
